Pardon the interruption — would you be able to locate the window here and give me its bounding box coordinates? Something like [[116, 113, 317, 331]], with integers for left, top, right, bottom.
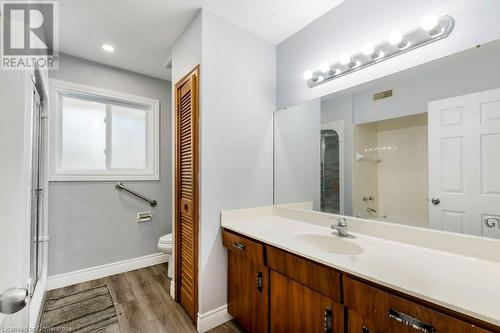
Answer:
[[50, 80, 159, 181]]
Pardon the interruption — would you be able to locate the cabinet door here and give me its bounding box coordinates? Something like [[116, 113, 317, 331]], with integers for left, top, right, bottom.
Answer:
[[227, 251, 269, 333], [270, 270, 344, 333], [347, 310, 384, 333]]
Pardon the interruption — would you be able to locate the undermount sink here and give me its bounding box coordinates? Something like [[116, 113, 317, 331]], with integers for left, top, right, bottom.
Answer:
[[293, 234, 363, 255]]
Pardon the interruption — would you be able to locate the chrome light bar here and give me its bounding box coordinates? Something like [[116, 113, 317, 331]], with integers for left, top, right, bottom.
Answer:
[[305, 15, 455, 88]]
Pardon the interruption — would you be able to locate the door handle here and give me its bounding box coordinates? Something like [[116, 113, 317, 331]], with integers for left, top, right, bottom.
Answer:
[[485, 217, 499, 228], [0, 288, 28, 315], [430, 198, 440, 205]]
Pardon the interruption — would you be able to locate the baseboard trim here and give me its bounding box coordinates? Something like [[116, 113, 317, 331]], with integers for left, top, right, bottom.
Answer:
[[47, 253, 169, 290], [170, 280, 175, 299], [197, 304, 232, 333]]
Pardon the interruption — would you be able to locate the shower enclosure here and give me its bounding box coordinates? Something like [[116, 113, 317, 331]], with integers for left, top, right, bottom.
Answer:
[[321, 129, 341, 214], [30, 82, 43, 296]]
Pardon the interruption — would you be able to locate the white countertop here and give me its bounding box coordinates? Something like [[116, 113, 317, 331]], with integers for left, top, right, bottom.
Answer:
[[221, 211, 500, 327]]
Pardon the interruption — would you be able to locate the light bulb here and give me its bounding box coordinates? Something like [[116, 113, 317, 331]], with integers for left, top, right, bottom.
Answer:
[[303, 70, 313, 80], [388, 31, 403, 45], [320, 63, 330, 73], [339, 53, 351, 65], [102, 44, 115, 52], [421, 14, 439, 31], [317, 76, 324, 83], [362, 43, 375, 56]]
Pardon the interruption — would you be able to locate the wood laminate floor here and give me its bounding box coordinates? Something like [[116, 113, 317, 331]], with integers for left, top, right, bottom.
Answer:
[[45, 264, 243, 333]]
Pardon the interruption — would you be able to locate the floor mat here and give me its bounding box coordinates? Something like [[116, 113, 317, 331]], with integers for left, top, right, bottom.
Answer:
[[39, 284, 118, 332]]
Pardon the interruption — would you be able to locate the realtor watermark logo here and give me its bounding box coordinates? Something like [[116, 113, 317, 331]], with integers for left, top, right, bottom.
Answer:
[[1, 0, 59, 70]]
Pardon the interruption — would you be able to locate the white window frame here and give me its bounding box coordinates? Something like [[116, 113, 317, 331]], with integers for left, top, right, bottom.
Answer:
[[49, 79, 160, 181]]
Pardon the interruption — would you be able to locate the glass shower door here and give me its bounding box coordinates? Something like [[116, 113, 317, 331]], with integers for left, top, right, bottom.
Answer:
[[29, 87, 43, 296], [321, 130, 340, 214]]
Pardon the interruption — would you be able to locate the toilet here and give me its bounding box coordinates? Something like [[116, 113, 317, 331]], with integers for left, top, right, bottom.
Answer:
[[157, 233, 173, 279]]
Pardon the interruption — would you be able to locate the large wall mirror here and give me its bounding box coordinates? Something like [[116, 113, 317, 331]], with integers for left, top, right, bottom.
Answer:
[[274, 39, 500, 239]]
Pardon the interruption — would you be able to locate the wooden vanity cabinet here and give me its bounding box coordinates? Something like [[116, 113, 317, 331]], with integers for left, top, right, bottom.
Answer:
[[266, 246, 344, 333], [223, 230, 269, 333], [222, 229, 497, 333], [270, 270, 344, 333], [344, 276, 493, 333]]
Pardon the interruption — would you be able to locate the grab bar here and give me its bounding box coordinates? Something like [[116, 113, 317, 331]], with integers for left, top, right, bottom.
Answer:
[[115, 182, 157, 207]]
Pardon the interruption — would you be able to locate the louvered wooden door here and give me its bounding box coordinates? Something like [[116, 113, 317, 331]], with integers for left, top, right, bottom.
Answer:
[[175, 66, 199, 322]]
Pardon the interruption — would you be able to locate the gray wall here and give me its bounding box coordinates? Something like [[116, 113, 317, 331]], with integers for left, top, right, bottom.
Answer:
[[169, 9, 275, 316], [48, 54, 172, 276], [275, 99, 321, 210], [276, 0, 500, 109], [199, 10, 275, 314]]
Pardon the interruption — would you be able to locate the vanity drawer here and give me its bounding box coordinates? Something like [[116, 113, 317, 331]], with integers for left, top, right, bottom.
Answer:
[[344, 276, 493, 333], [222, 229, 265, 265], [266, 245, 342, 302]]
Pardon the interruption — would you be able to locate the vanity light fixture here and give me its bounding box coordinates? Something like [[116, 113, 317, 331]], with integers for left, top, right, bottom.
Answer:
[[362, 43, 375, 56], [304, 14, 455, 88], [339, 53, 352, 65], [340, 54, 361, 69], [320, 63, 331, 73], [388, 31, 403, 45], [303, 70, 313, 80], [362, 43, 384, 60], [421, 15, 439, 31]]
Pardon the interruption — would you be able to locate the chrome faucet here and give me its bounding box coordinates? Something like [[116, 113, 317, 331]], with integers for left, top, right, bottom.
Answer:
[[331, 218, 348, 237]]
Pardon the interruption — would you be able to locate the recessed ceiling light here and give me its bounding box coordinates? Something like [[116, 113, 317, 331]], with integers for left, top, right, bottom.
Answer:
[[102, 44, 115, 52]]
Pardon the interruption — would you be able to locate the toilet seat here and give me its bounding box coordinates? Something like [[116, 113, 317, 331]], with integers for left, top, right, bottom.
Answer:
[[158, 233, 174, 279], [159, 233, 173, 245]]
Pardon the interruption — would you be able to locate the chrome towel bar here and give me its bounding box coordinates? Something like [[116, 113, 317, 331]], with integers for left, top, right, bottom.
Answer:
[[115, 182, 157, 207]]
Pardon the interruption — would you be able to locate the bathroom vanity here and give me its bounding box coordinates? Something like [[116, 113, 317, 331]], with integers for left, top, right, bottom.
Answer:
[[220, 39, 500, 333], [221, 206, 500, 333]]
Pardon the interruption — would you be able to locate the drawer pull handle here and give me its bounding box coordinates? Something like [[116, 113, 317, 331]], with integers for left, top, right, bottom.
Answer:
[[324, 307, 333, 333], [362, 327, 369, 333], [388, 309, 436, 333], [256, 272, 263, 292], [232, 242, 246, 251]]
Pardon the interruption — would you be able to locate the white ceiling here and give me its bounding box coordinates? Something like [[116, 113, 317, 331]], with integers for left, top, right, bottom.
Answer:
[[58, 0, 345, 81]]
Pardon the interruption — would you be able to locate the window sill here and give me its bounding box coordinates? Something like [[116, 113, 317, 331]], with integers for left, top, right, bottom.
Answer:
[[49, 173, 160, 182]]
